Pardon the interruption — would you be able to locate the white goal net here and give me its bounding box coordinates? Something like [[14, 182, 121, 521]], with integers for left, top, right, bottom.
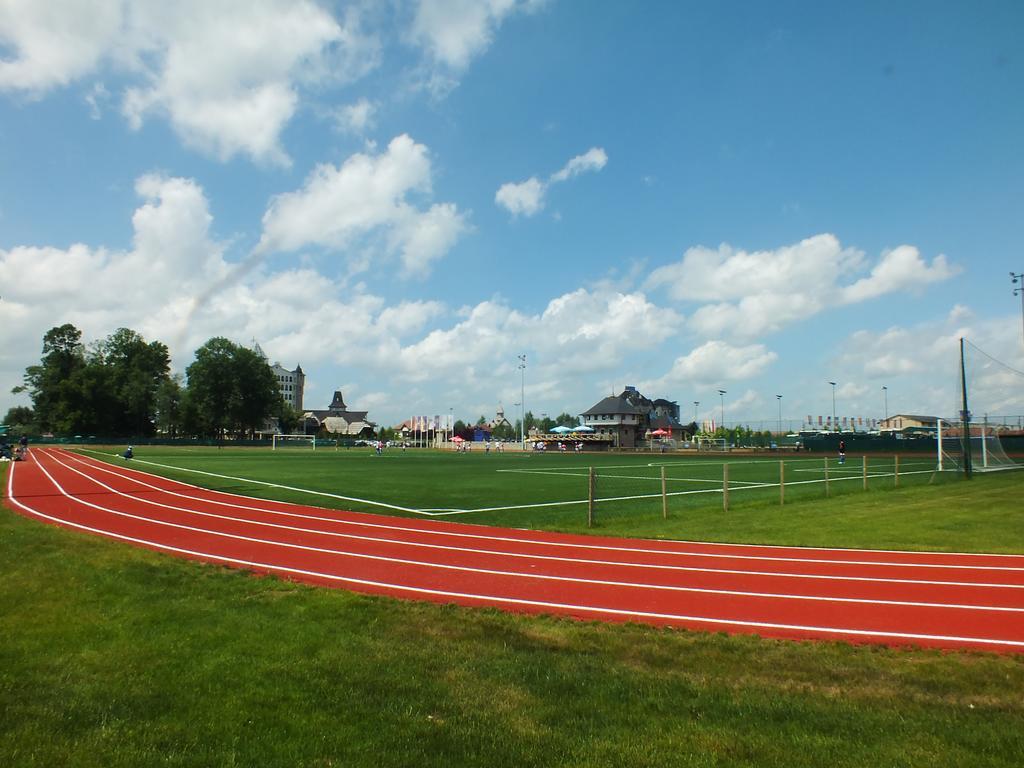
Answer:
[[272, 434, 317, 450], [698, 437, 729, 453], [938, 419, 1016, 473]]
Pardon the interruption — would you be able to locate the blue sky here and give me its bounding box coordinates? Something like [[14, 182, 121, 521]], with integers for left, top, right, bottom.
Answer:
[[2, 0, 1023, 431]]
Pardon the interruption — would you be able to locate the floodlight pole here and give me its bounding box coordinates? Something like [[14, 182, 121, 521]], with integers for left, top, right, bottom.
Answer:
[[776, 394, 782, 436], [693, 401, 699, 424], [882, 386, 888, 423], [1012, 272, 1024, 347], [518, 354, 527, 449], [829, 381, 837, 432], [717, 390, 726, 432]]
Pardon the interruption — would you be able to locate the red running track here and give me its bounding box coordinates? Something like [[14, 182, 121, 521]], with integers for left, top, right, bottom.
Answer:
[[6, 447, 1024, 653]]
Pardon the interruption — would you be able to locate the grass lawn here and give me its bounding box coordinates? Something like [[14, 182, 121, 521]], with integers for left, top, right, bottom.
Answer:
[[3, 452, 1024, 766]]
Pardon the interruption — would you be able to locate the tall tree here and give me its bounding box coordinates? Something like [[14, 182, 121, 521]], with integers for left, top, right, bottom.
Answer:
[[186, 338, 281, 438], [14, 324, 87, 433], [154, 375, 185, 438], [2, 406, 35, 434], [92, 328, 171, 436]]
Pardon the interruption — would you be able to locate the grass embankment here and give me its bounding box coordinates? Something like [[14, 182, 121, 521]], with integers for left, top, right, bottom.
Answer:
[[3, 457, 1024, 767]]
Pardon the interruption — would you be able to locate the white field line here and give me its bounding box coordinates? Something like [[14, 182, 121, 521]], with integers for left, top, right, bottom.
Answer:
[[10, 460, 1024, 650], [77, 447, 941, 517], [16, 456, 1024, 615], [43, 449, 1024, 577], [42, 451, 1024, 591]]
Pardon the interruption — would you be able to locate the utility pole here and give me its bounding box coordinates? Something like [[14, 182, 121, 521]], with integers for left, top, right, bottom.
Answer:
[[1012, 272, 1024, 347], [829, 381, 837, 432], [518, 354, 527, 449]]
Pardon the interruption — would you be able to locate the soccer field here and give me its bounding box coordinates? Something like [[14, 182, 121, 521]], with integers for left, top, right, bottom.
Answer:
[[76, 444, 970, 533]]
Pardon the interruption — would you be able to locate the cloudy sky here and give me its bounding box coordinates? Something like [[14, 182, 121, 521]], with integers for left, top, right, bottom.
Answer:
[[1, 0, 1023, 431]]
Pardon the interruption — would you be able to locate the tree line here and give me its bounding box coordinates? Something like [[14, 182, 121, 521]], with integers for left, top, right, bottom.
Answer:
[[5, 324, 299, 440]]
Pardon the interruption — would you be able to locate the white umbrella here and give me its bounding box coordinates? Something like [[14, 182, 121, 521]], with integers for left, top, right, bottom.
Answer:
[[550, 425, 573, 433], [573, 424, 594, 432]]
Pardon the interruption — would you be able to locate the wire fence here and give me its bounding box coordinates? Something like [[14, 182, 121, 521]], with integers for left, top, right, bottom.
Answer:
[[584, 455, 961, 528]]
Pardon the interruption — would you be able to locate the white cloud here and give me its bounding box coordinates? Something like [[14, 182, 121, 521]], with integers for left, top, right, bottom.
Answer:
[[494, 177, 545, 217], [394, 288, 681, 388], [646, 234, 959, 340], [832, 311, 1024, 418], [333, 98, 377, 135], [639, 340, 778, 394], [495, 146, 607, 217], [409, 0, 530, 72], [0, 173, 229, 390], [122, 1, 350, 166], [0, 0, 124, 93], [258, 134, 468, 277], [0, 1, 378, 166], [840, 245, 959, 303], [550, 147, 608, 182], [84, 81, 109, 119]]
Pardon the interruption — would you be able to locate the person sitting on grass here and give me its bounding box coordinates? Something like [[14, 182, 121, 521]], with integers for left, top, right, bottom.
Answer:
[[123, 446, 133, 460]]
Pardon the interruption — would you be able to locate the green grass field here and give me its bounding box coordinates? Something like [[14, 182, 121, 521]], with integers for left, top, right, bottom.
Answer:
[[3, 451, 1024, 766]]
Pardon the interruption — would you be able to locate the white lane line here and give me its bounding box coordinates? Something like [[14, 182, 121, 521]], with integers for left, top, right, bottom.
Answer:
[[8, 463, 1024, 651], [53, 449, 1024, 575], [43, 452, 1024, 592], [21, 451, 1024, 615]]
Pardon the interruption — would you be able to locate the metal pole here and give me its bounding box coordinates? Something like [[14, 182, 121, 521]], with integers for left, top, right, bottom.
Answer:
[[518, 354, 527, 450], [776, 394, 782, 438], [882, 386, 888, 422], [717, 389, 726, 432], [959, 337, 973, 479], [829, 382, 837, 432], [1012, 272, 1024, 347]]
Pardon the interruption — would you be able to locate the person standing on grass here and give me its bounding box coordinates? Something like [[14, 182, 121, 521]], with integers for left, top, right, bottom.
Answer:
[[838, 439, 846, 465]]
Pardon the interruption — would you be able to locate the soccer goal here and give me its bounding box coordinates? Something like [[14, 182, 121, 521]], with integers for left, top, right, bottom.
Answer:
[[272, 434, 317, 450], [938, 339, 1023, 474], [698, 437, 729, 453], [937, 419, 1016, 472]]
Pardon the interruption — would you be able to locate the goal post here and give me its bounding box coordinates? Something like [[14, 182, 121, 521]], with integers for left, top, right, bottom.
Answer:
[[698, 437, 729, 453], [272, 434, 317, 450]]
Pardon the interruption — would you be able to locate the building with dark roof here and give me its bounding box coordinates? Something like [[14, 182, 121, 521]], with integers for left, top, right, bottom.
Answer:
[[305, 391, 375, 436], [580, 386, 686, 448]]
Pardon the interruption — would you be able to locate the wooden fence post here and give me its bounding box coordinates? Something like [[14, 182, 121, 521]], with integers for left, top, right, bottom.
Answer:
[[723, 463, 729, 512], [661, 466, 668, 519], [588, 466, 595, 527], [824, 456, 830, 498], [894, 455, 900, 488], [863, 455, 868, 491], [779, 460, 785, 506]]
